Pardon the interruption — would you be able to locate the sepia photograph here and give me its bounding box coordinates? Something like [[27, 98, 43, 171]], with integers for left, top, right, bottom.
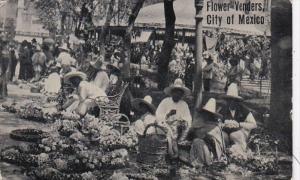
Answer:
[[0, 0, 292, 179]]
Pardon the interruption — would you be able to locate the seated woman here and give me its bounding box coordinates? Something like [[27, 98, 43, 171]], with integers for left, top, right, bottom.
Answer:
[[61, 71, 108, 117], [132, 95, 157, 135], [189, 98, 225, 167]]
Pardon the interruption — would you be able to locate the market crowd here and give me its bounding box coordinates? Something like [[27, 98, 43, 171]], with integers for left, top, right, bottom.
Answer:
[[130, 30, 271, 92], [0, 31, 263, 168]]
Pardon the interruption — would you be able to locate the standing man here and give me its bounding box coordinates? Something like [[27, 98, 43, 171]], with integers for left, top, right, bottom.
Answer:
[[19, 41, 33, 81], [32, 45, 46, 82], [225, 55, 243, 91], [203, 51, 214, 92], [8, 42, 18, 81], [0, 38, 9, 98]]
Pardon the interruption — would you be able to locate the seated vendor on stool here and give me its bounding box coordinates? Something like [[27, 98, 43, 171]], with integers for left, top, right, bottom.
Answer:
[[156, 78, 192, 158], [219, 83, 257, 153]]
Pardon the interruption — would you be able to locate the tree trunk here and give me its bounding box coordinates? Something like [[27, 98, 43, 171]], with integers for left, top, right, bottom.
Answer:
[[157, 0, 176, 90], [99, 0, 116, 56], [123, 0, 146, 79], [269, 0, 292, 144], [193, 3, 204, 115]]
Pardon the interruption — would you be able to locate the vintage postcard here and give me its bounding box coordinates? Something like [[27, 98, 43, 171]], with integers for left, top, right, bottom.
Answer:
[[0, 0, 292, 179]]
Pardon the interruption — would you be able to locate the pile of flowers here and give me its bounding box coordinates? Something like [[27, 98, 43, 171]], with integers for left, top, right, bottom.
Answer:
[[1, 99, 61, 123], [0, 115, 139, 179]]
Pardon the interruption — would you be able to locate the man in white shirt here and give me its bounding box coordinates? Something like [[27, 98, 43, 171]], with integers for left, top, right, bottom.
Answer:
[[156, 78, 192, 157]]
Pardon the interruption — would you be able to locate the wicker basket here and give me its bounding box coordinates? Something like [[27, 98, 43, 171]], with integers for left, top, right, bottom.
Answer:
[[137, 123, 168, 164], [10, 129, 49, 142], [112, 116, 130, 135]]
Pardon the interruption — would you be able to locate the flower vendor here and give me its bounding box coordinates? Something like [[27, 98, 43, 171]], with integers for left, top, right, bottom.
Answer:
[[219, 83, 257, 152], [156, 78, 192, 158], [189, 98, 225, 167]]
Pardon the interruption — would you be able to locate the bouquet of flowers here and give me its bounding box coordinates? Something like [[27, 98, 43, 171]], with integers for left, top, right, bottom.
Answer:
[[223, 120, 240, 133]]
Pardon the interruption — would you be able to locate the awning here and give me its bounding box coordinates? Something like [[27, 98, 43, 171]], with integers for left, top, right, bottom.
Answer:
[[131, 31, 153, 43], [136, 0, 271, 36]]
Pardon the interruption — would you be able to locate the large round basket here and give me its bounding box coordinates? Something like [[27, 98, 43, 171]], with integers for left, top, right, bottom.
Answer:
[[137, 123, 168, 165], [10, 129, 49, 143]]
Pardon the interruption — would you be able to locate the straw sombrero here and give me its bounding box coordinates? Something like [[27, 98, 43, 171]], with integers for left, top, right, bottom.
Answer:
[[199, 98, 222, 118], [132, 95, 156, 115], [90, 56, 106, 70], [58, 43, 69, 51], [63, 71, 87, 84], [221, 83, 243, 101], [164, 78, 191, 96]]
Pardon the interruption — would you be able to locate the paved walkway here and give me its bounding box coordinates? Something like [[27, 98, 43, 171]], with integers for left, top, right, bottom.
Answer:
[[0, 84, 45, 180]]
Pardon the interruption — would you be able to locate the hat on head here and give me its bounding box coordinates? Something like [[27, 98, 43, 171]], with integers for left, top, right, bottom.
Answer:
[[90, 55, 106, 70], [200, 98, 222, 118], [132, 95, 156, 114], [222, 83, 243, 101], [58, 43, 69, 51], [164, 78, 191, 97], [63, 71, 87, 84]]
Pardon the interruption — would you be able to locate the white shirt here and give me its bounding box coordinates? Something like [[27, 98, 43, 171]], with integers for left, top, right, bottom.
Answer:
[[57, 52, 76, 67], [230, 110, 236, 118], [79, 81, 108, 102], [156, 97, 192, 128], [93, 71, 109, 91], [44, 72, 61, 94]]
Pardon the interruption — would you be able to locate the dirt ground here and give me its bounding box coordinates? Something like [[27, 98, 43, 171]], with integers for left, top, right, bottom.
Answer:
[[0, 85, 46, 180]]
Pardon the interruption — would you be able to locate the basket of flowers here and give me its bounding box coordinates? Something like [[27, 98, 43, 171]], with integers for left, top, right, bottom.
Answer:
[[222, 120, 241, 134]]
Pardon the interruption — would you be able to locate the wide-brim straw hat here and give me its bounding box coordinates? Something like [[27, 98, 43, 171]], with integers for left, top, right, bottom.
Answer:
[[90, 56, 105, 70], [164, 78, 191, 97], [132, 95, 156, 114], [63, 71, 87, 84], [221, 83, 243, 101], [199, 98, 222, 118], [58, 43, 69, 51]]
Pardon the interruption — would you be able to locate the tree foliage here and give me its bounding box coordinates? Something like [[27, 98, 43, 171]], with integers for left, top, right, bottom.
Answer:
[[34, 0, 134, 37]]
